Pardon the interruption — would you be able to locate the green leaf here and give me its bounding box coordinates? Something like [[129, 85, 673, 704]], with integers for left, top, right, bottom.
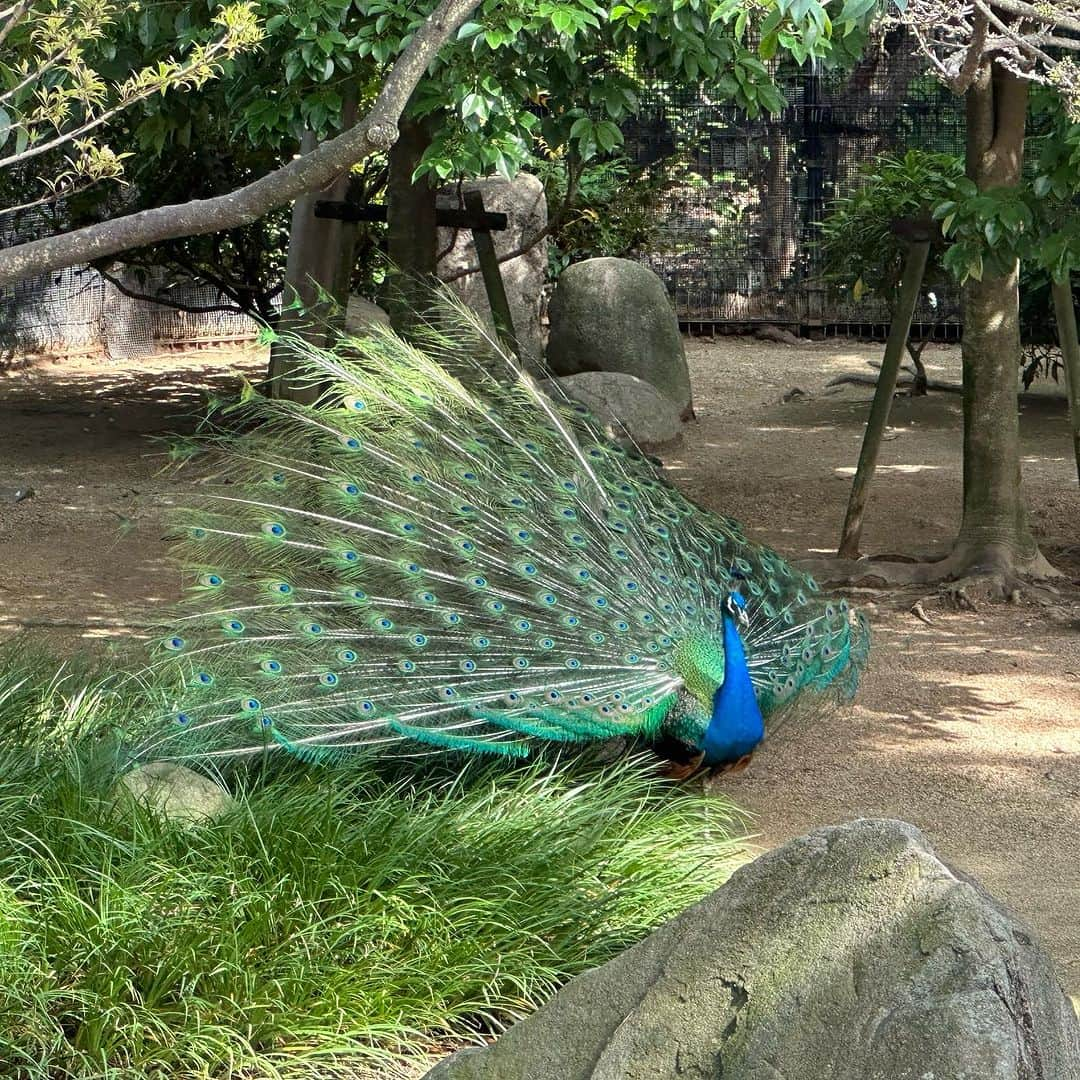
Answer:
[[569, 116, 593, 140], [456, 21, 485, 38], [137, 8, 158, 47], [839, 0, 877, 22]]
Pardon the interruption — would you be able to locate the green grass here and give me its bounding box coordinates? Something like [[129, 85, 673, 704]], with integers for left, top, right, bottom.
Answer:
[[0, 654, 748, 1079]]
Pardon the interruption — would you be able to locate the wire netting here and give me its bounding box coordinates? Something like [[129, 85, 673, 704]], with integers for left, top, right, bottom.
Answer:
[[0, 208, 260, 361], [624, 37, 964, 331]]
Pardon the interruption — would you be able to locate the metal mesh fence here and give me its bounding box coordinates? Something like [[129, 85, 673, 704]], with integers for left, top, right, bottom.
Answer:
[[0, 208, 260, 361], [624, 37, 965, 330]]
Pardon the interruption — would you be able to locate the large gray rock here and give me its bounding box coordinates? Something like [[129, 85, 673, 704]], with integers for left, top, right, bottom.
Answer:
[[546, 258, 694, 420], [437, 174, 547, 366], [116, 762, 233, 826], [425, 819, 1080, 1080], [544, 371, 682, 448], [344, 295, 391, 336]]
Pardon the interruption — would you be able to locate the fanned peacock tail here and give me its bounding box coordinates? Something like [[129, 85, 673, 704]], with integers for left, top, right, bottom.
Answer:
[[139, 304, 869, 763]]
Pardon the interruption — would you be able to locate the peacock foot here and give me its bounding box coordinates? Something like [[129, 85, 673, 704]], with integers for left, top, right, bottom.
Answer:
[[657, 751, 706, 781], [711, 753, 754, 777]]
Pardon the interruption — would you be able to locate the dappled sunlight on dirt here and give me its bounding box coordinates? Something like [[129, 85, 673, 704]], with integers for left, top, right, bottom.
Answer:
[[0, 347, 267, 642], [682, 335, 1079, 991]]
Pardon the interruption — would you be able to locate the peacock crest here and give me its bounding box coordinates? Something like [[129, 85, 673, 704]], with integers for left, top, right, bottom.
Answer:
[[140, 303, 869, 765]]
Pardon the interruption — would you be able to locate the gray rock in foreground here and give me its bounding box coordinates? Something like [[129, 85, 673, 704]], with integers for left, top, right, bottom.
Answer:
[[116, 762, 233, 825], [424, 819, 1080, 1080], [543, 371, 683, 448], [546, 258, 693, 420]]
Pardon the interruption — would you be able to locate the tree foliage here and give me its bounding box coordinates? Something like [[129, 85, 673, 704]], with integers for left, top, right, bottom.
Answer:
[[0, 0, 262, 212], [819, 148, 963, 307]]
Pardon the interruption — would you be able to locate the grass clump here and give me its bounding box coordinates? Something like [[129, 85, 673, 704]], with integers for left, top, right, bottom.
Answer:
[[0, 654, 748, 1078]]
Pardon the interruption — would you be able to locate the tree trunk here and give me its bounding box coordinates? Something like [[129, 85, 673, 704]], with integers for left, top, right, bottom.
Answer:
[[385, 112, 438, 333], [761, 122, 796, 290], [268, 96, 360, 403], [1050, 277, 1080, 485], [937, 68, 1055, 583]]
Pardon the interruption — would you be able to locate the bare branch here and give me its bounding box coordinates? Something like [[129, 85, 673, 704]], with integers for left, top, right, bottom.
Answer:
[[893, 0, 1080, 107], [0, 0, 30, 48], [94, 265, 248, 317], [991, 0, 1080, 37], [0, 0, 482, 286]]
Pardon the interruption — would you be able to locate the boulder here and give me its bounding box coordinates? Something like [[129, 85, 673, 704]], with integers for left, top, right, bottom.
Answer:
[[543, 372, 682, 448], [437, 174, 548, 366], [546, 258, 694, 420], [116, 762, 233, 826], [424, 819, 1080, 1080], [344, 295, 391, 336]]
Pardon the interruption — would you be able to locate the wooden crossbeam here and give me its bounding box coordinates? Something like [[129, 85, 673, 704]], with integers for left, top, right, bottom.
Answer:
[[314, 200, 508, 232]]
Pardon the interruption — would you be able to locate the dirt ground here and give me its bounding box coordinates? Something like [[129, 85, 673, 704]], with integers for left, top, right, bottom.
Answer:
[[1, 337, 1078, 993]]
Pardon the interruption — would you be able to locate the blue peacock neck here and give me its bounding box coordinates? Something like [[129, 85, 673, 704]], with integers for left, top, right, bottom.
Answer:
[[699, 608, 765, 766]]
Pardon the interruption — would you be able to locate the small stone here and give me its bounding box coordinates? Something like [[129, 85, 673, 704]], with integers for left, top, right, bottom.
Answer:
[[115, 762, 233, 826]]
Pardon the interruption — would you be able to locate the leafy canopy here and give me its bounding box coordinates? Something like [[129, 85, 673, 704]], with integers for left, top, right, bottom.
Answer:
[[132, 0, 881, 185], [0, 0, 262, 210]]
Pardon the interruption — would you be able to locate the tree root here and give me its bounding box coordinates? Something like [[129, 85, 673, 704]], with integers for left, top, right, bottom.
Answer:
[[797, 546, 1068, 610], [824, 372, 964, 395]]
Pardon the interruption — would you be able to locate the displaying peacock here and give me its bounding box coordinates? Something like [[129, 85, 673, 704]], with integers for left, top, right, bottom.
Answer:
[[140, 305, 869, 771]]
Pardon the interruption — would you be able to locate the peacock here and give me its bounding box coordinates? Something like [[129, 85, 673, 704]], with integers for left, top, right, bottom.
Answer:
[[139, 304, 869, 772]]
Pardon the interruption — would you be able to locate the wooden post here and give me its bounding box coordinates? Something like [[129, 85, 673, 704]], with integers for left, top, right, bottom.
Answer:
[[463, 189, 520, 360], [1050, 276, 1080, 486], [838, 234, 931, 558]]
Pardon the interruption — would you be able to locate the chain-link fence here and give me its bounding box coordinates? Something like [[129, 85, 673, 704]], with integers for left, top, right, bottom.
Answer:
[[624, 35, 964, 332], [0, 209, 260, 361]]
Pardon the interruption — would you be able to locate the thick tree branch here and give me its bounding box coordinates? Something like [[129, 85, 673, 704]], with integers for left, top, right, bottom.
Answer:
[[954, 9, 988, 92], [0, 0, 481, 287], [991, 0, 1080, 37]]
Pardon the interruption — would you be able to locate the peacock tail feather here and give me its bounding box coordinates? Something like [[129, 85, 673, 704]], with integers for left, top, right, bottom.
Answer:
[[139, 304, 869, 763]]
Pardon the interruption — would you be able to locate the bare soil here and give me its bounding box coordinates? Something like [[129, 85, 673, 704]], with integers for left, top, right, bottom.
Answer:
[[1, 338, 1078, 993]]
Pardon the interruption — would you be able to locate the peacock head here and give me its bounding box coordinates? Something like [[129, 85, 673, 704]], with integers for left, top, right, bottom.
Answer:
[[724, 590, 749, 627]]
